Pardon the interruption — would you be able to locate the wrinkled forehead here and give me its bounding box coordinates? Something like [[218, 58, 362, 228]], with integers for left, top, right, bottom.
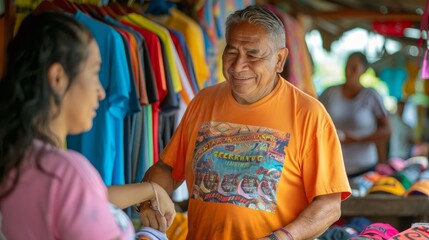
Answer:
[[226, 22, 273, 47], [227, 21, 270, 37]]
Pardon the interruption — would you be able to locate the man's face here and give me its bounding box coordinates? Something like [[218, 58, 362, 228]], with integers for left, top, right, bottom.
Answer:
[[222, 21, 287, 104]]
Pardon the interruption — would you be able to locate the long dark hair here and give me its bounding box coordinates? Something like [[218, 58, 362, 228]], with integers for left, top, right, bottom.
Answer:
[[0, 11, 93, 200]]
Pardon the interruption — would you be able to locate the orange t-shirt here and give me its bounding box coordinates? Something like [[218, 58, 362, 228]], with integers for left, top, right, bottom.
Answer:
[[161, 77, 351, 239]]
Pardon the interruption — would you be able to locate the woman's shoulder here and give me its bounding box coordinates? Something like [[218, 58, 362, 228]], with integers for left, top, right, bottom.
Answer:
[[321, 84, 342, 95], [31, 141, 88, 167], [318, 84, 342, 101], [30, 140, 103, 186], [361, 87, 383, 100]]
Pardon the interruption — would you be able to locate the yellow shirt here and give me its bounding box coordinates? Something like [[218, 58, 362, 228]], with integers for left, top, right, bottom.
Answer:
[[121, 14, 182, 93], [158, 8, 210, 89]]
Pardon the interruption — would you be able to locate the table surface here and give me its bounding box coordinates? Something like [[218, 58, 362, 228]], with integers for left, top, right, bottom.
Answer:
[[341, 195, 429, 217]]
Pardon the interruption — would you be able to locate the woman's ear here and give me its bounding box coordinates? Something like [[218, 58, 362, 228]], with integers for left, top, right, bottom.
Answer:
[[47, 63, 68, 96]]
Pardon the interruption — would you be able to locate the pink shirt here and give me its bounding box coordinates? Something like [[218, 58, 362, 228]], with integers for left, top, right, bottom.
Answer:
[[0, 140, 134, 240]]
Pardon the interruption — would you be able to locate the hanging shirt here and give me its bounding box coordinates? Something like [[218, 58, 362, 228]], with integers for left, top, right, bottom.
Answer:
[[120, 20, 171, 166], [155, 8, 210, 88], [122, 17, 180, 157], [68, 11, 131, 186], [123, 15, 193, 105], [264, 6, 316, 97], [166, 29, 194, 105], [102, 17, 146, 188], [121, 14, 182, 94], [379, 67, 408, 100], [120, 20, 168, 103], [169, 29, 199, 95]]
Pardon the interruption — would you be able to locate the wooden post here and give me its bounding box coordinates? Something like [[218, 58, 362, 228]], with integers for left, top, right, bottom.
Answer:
[[1, 0, 15, 78]]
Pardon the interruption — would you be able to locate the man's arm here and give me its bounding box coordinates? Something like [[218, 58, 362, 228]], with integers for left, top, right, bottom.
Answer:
[[267, 193, 342, 240], [143, 160, 183, 195]]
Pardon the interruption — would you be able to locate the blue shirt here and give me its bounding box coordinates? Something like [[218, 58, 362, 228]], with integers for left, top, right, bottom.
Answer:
[[68, 11, 131, 185]]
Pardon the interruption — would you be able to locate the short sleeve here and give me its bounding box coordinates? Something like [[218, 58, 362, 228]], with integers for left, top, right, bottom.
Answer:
[[54, 152, 134, 240], [302, 113, 351, 202], [106, 29, 131, 120], [318, 86, 334, 108], [369, 88, 388, 119]]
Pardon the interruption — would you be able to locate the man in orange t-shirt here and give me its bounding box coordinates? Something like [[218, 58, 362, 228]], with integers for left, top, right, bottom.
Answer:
[[139, 5, 351, 240]]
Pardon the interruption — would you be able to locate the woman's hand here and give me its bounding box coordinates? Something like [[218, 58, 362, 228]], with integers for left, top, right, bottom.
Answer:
[[139, 182, 176, 233], [151, 182, 176, 227], [341, 132, 360, 144]]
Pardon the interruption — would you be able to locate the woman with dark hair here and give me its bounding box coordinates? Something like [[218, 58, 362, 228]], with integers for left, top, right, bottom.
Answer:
[[0, 11, 175, 239], [319, 52, 391, 178]]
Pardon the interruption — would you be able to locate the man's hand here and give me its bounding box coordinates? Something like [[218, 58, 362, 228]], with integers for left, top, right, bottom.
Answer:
[[139, 200, 175, 233]]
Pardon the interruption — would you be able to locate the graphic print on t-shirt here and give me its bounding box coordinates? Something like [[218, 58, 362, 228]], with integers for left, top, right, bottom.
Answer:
[[192, 121, 291, 212]]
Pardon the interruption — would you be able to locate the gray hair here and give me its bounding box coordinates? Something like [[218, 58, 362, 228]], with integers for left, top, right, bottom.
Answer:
[[225, 5, 286, 49]]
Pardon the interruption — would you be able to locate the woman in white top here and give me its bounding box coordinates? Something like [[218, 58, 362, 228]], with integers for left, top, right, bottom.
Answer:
[[319, 52, 391, 177]]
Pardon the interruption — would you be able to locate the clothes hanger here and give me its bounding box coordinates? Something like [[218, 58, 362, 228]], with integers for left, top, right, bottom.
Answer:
[[33, 1, 63, 13], [143, 0, 174, 15], [102, 5, 119, 18], [108, 1, 131, 15]]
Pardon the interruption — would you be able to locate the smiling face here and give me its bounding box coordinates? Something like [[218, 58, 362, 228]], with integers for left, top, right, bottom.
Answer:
[[222, 21, 288, 104], [61, 40, 105, 134]]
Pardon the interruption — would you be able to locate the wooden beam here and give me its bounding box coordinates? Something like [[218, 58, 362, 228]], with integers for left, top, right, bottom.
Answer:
[[310, 9, 422, 21]]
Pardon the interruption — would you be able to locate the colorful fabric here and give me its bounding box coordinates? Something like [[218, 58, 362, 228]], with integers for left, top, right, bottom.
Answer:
[[389, 157, 407, 172], [121, 14, 182, 93], [367, 176, 406, 196], [406, 156, 428, 170], [159, 8, 210, 89], [120, 20, 168, 103], [264, 6, 316, 97], [359, 223, 399, 240], [391, 225, 429, 239], [379, 67, 408, 100], [349, 171, 382, 196], [168, 29, 197, 95], [392, 164, 421, 190], [407, 179, 429, 196], [160, 77, 351, 239]]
